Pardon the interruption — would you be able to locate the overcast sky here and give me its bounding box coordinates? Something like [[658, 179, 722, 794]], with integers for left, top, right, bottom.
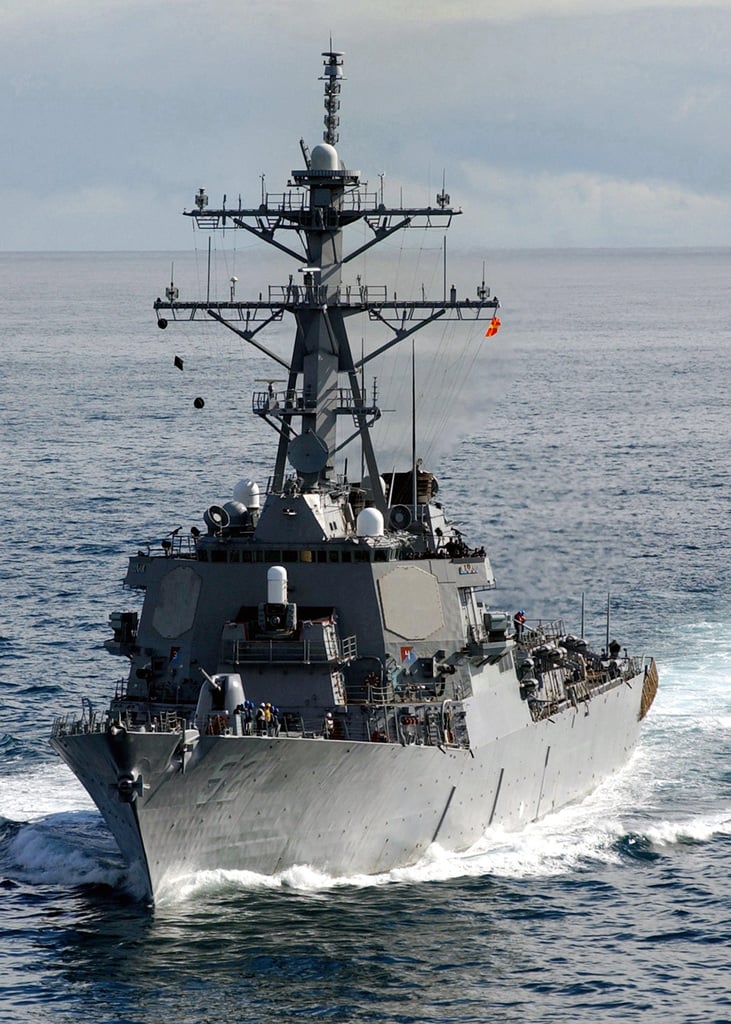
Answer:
[[2, 0, 730, 250]]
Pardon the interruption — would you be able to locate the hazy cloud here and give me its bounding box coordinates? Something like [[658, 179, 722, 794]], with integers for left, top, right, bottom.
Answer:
[[2, 0, 730, 249], [458, 163, 731, 247]]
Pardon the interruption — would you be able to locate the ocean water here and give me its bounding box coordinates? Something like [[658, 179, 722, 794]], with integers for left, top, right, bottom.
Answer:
[[1, 247, 730, 1024]]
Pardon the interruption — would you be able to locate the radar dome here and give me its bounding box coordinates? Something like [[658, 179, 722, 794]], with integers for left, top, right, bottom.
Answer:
[[357, 507, 384, 538], [311, 143, 339, 171], [233, 479, 260, 509]]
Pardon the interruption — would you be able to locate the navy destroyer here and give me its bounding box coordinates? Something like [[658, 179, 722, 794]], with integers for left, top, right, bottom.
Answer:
[[51, 51, 658, 903]]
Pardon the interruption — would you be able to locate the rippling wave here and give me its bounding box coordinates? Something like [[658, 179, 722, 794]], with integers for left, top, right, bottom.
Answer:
[[1, 250, 729, 1023]]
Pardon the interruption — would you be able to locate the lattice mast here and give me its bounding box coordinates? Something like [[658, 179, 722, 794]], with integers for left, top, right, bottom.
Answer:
[[154, 50, 499, 508]]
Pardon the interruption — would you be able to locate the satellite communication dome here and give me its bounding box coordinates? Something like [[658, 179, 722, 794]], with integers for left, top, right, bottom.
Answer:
[[357, 507, 385, 538], [233, 479, 260, 510], [310, 143, 339, 171]]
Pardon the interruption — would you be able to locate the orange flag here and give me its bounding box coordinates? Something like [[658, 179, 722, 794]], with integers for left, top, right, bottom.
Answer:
[[485, 316, 501, 337]]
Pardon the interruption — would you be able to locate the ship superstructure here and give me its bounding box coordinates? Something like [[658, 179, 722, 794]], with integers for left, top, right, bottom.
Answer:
[[51, 51, 658, 903]]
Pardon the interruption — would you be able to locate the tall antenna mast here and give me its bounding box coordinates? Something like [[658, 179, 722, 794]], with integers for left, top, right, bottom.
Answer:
[[160, 50, 500, 507], [411, 339, 418, 510], [320, 50, 345, 145]]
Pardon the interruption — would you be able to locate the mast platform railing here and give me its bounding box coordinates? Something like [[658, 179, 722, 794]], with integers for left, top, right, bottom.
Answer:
[[155, 290, 499, 321], [186, 189, 382, 221], [252, 385, 379, 420]]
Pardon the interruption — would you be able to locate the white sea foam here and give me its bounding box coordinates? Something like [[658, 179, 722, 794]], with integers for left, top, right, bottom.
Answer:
[[6, 815, 127, 889], [158, 868, 279, 902], [0, 762, 127, 889], [0, 761, 94, 822], [653, 618, 731, 720], [643, 812, 731, 846]]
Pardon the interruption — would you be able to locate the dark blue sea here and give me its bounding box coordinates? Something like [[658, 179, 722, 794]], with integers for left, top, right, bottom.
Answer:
[[1, 248, 729, 1023]]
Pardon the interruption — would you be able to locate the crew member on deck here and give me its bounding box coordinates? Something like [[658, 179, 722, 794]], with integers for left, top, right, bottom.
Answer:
[[514, 610, 526, 639], [256, 704, 267, 735]]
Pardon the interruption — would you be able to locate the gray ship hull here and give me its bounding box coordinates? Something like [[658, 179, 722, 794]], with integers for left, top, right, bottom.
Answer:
[[52, 664, 651, 902]]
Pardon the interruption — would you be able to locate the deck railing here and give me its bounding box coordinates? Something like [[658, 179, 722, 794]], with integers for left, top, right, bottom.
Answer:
[[229, 636, 357, 665]]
